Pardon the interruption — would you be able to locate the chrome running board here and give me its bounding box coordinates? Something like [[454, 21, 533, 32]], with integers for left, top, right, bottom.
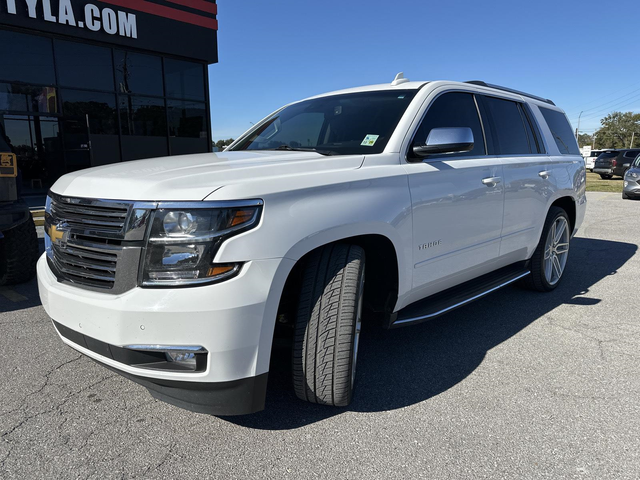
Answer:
[[390, 264, 530, 328]]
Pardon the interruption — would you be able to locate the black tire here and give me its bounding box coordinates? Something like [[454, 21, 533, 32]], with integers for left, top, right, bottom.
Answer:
[[0, 216, 39, 286], [521, 207, 570, 292], [600, 174, 613, 179], [292, 244, 365, 407]]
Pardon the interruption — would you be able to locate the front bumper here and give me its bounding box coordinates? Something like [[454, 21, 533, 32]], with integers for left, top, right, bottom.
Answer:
[[37, 254, 295, 415], [624, 179, 640, 198]]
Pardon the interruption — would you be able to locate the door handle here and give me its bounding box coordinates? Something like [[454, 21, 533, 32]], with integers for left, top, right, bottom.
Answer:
[[481, 177, 502, 187], [538, 170, 551, 179]]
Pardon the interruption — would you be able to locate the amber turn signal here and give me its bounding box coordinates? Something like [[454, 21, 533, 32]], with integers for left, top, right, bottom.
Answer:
[[206, 265, 237, 277]]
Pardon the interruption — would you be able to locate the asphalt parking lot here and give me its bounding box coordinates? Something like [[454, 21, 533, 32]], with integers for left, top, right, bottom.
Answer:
[[1, 191, 639, 479]]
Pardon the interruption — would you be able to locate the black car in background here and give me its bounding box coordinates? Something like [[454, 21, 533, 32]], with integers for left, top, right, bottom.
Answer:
[[593, 149, 640, 179]]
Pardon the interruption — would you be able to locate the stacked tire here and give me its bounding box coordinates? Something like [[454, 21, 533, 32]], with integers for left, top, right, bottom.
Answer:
[[0, 216, 39, 286]]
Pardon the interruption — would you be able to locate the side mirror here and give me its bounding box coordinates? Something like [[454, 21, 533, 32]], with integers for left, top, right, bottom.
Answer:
[[623, 163, 631, 168], [411, 127, 474, 159]]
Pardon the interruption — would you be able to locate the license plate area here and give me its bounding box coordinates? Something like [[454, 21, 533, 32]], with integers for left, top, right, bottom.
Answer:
[[0, 153, 17, 178]]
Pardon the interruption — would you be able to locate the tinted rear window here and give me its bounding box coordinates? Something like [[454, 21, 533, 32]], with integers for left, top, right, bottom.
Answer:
[[482, 96, 531, 155], [539, 107, 580, 155], [597, 152, 618, 159]]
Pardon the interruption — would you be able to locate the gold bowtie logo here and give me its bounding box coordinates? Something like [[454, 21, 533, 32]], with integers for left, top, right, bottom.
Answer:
[[47, 224, 67, 245]]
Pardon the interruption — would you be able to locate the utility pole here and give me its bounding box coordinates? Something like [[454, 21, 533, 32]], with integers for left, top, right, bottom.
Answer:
[[575, 111, 583, 140], [592, 133, 598, 149], [630, 132, 635, 149]]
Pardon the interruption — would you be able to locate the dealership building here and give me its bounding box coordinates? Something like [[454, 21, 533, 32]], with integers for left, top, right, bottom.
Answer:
[[0, 0, 218, 199]]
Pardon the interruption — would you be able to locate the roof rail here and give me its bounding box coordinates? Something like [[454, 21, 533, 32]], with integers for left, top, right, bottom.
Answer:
[[465, 81, 556, 106]]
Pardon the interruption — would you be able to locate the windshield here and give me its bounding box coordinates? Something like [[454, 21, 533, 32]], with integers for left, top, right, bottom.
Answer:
[[230, 90, 418, 155]]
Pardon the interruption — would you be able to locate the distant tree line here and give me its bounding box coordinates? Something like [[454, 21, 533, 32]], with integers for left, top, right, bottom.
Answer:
[[213, 138, 235, 150], [578, 112, 640, 149]]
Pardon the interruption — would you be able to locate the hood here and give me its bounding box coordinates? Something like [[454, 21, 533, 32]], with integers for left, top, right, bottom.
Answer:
[[50, 151, 365, 201]]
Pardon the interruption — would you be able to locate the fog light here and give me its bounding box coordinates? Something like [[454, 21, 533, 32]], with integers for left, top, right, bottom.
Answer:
[[166, 351, 197, 368]]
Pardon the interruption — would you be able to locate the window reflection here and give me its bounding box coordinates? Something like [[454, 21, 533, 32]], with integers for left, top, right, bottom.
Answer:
[[0, 83, 57, 113], [167, 100, 206, 138], [0, 30, 55, 85], [119, 96, 167, 136], [165, 59, 205, 100], [62, 89, 117, 134], [55, 40, 115, 91], [115, 50, 164, 96]]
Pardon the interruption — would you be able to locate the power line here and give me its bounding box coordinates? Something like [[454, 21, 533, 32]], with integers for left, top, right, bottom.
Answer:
[[566, 86, 640, 117], [564, 79, 640, 115], [569, 92, 640, 123]]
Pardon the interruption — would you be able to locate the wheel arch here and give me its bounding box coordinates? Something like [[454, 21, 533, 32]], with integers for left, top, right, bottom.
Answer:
[[550, 196, 576, 234]]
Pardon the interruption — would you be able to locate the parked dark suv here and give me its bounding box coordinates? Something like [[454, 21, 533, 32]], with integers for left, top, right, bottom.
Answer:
[[593, 149, 640, 179]]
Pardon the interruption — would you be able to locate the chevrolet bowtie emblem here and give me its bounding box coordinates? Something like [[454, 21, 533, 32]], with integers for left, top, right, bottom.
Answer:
[[47, 224, 69, 247]]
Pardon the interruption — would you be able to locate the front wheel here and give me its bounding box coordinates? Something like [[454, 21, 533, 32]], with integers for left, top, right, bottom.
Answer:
[[292, 244, 365, 407], [522, 207, 571, 292]]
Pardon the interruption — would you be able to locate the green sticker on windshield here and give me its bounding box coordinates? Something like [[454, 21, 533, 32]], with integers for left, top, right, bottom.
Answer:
[[361, 134, 379, 146]]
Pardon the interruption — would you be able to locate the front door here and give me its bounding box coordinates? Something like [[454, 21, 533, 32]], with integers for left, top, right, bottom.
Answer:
[[404, 91, 504, 301]]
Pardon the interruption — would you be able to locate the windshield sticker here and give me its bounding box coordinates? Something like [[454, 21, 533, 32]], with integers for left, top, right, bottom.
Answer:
[[361, 134, 380, 146]]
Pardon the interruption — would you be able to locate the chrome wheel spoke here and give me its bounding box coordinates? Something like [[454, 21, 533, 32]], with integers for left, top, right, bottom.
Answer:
[[554, 218, 567, 244], [544, 215, 570, 286], [552, 254, 563, 279]]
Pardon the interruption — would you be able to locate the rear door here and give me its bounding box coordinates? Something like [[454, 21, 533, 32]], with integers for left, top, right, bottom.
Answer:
[[404, 91, 504, 299], [478, 95, 550, 260]]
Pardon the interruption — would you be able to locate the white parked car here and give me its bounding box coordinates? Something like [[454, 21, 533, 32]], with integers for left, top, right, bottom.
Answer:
[[37, 75, 587, 415], [585, 149, 606, 172]]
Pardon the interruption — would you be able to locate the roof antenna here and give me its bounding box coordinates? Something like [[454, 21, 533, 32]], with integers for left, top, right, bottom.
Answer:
[[391, 72, 409, 86]]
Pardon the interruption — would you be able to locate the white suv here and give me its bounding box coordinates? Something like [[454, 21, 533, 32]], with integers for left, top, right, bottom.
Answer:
[[37, 75, 587, 415]]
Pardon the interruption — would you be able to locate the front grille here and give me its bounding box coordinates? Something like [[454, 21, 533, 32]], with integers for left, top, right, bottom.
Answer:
[[50, 196, 130, 237], [51, 242, 118, 289], [47, 194, 143, 292]]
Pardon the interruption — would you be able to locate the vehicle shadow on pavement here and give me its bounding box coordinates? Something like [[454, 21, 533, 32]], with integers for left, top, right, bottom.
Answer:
[[223, 237, 637, 430], [0, 238, 44, 314]]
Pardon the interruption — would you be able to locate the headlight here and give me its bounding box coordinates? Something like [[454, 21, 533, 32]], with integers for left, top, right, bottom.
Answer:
[[141, 205, 262, 287], [627, 171, 639, 179]]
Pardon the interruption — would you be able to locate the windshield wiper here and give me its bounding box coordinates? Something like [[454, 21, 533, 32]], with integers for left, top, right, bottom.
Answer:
[[270, 145, 335, 156]]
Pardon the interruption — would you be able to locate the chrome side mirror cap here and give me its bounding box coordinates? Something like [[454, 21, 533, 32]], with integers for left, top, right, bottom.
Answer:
[[412, 127, 474, 159]]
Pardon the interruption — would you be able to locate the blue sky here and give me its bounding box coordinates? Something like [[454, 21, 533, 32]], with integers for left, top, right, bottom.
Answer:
[[208, 0, 640, 141]]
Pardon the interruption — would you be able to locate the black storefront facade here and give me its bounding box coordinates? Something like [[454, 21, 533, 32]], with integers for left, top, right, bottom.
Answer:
[[0, 0, 218, 200]]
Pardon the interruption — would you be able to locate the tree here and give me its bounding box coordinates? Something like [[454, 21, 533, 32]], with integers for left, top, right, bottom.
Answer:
[[577, 133, 593, 148], [593, 112, 640, 149], [214, 138, 235, 150]]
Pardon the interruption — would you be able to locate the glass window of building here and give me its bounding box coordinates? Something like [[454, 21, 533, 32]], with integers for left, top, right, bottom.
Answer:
[[167, 100, 207, 138], [55, 40, 115, 91], [164, 59, 205, 100], [119, 96, 167, 136], [167, 100, 208, 155], [0, 31, 55, 85], [114, 51, 164, 96], [62, 90, 117, 135], [0, 83, 58, 114]]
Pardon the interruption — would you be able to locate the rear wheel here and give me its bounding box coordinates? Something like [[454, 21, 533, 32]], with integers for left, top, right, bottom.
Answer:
[[522, 207, 571, 292], [600, 174, 613, 179], [0, 216, 39, 286], [292, 244, 365, 407]]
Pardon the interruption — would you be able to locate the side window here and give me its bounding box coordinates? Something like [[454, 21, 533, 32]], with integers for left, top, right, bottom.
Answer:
[[413, 92, 485, 157], [539, 107, 581, 155], [521, 104, 545, 154], [624, 150, 638, 158], [480, 96, 531, 155]]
